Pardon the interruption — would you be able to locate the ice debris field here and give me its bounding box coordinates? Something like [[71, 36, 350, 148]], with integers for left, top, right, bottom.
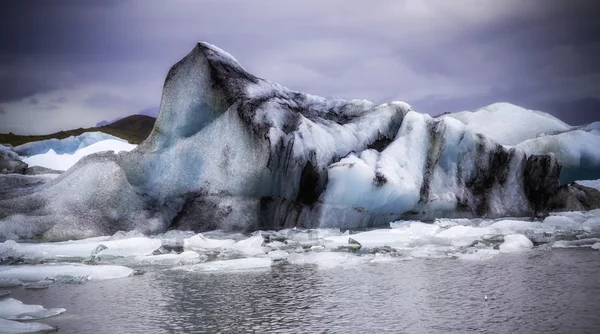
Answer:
[[1, 210, 600, 332]]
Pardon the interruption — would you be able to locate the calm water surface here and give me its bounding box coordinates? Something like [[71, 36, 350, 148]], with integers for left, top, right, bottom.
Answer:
[[9, 248, 600, 334]]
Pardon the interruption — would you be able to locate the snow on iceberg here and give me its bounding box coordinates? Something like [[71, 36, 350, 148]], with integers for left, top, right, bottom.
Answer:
[[0, 42, 599, 241], [22, 139, 136, 171], [13, 132, 126, 156], [441, 103, 571, 146]]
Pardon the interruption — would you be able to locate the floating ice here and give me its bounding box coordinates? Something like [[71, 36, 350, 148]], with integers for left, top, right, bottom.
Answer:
[[133, 251, 201, 266], [0, 279, 21, 288], [175, 257, 272, 272], [499, 234, 533, 253], [287, 252, 372, 268], [1, 236, 162, 262], [0, 264, 133, 282], [0, 298, 65, 320], [22, 139, 136, 171], [183, 233, 266, 257], [154, 230, 195, 248], [0, 318, 55, 333]]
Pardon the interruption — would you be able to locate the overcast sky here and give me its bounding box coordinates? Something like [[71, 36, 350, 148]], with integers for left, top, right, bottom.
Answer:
[[0, 0, 599, 134]]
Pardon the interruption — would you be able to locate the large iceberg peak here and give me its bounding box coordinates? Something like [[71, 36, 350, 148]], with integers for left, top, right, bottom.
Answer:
[[0, 42, 599, 241]]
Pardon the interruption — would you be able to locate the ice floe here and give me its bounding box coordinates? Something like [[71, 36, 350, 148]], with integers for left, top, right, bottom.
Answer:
[[0, 318, 55, 333], [0, 264, 133, 282], [0, 298, 65, 321]]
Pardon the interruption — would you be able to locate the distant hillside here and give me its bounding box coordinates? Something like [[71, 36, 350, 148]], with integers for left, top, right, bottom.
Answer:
[[0, 115, 156, 146]]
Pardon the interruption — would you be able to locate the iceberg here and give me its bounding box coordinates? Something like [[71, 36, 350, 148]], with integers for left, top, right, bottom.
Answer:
[[0, 42, 599, 241], [13, 131, 126, 156], [22, 139, 136, 171]]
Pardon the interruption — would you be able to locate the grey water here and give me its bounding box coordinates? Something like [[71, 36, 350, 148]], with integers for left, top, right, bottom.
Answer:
[[8, 248, 600, 334]]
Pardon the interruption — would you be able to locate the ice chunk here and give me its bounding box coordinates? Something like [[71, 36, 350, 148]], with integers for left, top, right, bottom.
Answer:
[[23, 280, 52, 290], [592, 242, 600, 250], [499, 234, 533, 253], [231, 235, 266, 256], [542, 216, 580, 230], [183, 234, 236, 251], [174, 258, 272, 272], [287, 252, 370, 268], [0, 318, 55, 333], [22, 139, 136, 171], [552, 238, 600, 248], [183, 234, 266, 256], [457, 248, 500, 261], [0, 264, 133, 282], [133, 251, 201, 266], [489, 220, 550, 235], [155, 230, 195, 248], [4, 236, 162, 261], [0, 298, 65, 320], [0, 279, 21, 288]]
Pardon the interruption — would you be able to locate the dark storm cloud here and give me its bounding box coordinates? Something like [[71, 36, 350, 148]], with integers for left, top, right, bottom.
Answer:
[[0, 0, 598, 134]]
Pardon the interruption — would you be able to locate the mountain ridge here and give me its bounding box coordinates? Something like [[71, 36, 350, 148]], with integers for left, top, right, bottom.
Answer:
[[0, 115, 156, 146]]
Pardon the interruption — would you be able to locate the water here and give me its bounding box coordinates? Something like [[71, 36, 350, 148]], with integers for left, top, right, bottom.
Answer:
[[7, 248, 600, 333]]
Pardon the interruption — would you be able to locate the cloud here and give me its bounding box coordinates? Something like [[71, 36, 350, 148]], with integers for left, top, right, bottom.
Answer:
[[0, 106, 5, 114], [0, 0, 598, 133]]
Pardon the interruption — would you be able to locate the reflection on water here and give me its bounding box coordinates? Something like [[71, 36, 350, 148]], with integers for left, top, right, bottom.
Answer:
[[9, 249, 600, 333]]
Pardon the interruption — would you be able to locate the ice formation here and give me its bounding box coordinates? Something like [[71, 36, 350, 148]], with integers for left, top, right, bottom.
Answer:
[[516, 130, 600, 183], [441, 103, 600, 184], [22, 139, 136, 171], [0, 42, 599, 240], [13, 132, 126, 156], [0, 145, 27, 175], [0, 264, 133, 281], [441, 103, 571, 146]]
